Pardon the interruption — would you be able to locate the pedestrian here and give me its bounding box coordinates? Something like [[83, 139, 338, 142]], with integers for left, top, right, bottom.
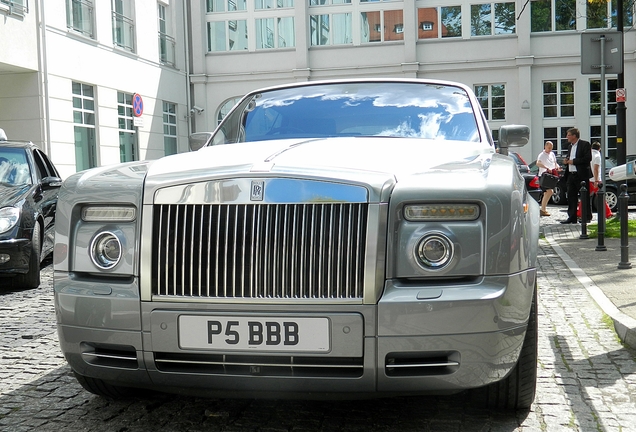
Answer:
[[536, 141, 560, 217], [561, 128, 592, 224]]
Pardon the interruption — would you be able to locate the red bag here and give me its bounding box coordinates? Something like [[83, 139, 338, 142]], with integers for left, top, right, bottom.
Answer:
[[577, 199, 613, 219]]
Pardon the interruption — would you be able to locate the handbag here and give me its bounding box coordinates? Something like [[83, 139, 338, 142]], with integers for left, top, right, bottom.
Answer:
[[539, 172, 559, 189]]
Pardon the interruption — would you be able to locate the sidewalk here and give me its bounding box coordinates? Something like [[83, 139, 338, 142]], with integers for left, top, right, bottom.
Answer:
[[542, 211, 636, 350]]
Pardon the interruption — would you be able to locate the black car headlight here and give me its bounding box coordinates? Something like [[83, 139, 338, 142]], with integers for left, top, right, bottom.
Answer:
[[0, 206, 20, 234]]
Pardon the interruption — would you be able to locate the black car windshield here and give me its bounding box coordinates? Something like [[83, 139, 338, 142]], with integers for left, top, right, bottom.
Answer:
[[0, 147, 31, 186], [212, 82, 480, 145]]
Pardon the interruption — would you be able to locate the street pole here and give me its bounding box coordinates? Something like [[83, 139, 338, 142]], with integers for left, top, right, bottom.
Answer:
[[616, 0, 627, 165], [596, 34, 607, 251]]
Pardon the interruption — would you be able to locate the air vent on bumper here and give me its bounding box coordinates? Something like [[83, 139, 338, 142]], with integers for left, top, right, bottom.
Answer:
[[80, 343, 139, 369], [385, 351, 460, 377]]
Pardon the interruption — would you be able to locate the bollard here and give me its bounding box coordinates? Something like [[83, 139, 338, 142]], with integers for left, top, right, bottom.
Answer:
[[579, 181, 589, 239], [595, 188, 607, 251], [618, 184, 632, 269]]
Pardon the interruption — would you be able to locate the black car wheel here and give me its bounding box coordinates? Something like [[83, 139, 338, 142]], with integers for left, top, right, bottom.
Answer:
[[15, 222, 41, 289], [550, 184, 566, 205], [604, 188, 619, 212]]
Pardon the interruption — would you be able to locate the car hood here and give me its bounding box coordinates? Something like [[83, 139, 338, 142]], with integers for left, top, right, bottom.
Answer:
[[145, 137, 495, 199], [0, 184, 30, 206]]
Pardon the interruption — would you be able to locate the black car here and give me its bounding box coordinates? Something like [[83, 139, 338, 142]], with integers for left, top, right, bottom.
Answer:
[[0, 140, 61, 288], [509, 151, 542, 202]]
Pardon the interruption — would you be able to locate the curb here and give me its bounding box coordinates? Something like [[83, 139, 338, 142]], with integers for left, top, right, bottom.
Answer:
[[543, 228, 636, 350]]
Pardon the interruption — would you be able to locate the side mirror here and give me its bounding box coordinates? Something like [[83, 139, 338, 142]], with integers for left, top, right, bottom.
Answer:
[[498, 125, 529, 156], [189, 132, 214, 151], [41, 176, 62, 190]]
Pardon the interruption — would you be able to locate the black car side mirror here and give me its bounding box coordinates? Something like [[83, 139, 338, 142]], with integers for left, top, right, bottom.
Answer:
[[41, 176, 62, 190]]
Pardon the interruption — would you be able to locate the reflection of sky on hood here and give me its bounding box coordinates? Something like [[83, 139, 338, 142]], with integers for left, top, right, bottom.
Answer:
[[244, 82, 479, 142]]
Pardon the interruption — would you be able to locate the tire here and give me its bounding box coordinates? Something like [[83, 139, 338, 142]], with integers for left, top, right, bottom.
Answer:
[[550, 184, 566, 205], [15, 223, 41, 289], [484, 286, 538, 410], [604, 188, 619, 212], [73, 372, 135, 399]]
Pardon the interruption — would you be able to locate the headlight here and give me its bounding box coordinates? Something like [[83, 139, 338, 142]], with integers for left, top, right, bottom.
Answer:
[[415, 233, 454, 269], [0, 207, 20, 234], [90, 231, 123, 269], [404, 204, 480, 221]]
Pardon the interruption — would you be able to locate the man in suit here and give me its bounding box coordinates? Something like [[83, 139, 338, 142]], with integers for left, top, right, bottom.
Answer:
[[561, 127, 592, 224]]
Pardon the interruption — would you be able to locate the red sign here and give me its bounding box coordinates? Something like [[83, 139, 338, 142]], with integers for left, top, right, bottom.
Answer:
[[616, 88, 626, 103], [132, 93, 144, 117]]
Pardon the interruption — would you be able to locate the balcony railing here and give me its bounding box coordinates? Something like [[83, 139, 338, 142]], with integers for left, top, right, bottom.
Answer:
[[112, 11, 135, 52], [159, 32, 176, 66], [67, 0, 94, 38]]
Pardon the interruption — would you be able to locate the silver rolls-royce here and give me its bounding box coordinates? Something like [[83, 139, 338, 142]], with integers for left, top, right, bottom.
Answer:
[[54, 79, 539, 409]]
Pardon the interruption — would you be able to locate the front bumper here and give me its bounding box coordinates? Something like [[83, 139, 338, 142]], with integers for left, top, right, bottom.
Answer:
[[55, 269, 535, 398], [0, 238, 30, 274]]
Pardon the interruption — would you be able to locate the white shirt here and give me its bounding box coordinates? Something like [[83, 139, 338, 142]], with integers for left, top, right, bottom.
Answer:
[[537, 150, 557, 175], [569, 142, 578, 172], [590, 149, 601, 182]]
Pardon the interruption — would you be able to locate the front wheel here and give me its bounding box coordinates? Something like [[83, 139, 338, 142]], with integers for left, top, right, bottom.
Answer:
[[483, 286, 538, 410], [14, 223, 41, 289], [550, 184, 566, 205], [604, 188, 619, 212]]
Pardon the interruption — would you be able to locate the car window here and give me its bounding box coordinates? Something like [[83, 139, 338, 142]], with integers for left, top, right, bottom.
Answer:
[[214, 82, 481, 144], [0, 147, 32, 186]]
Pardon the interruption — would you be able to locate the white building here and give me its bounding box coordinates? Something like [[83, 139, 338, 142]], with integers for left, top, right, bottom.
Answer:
[[1, 0, 635, 176], [189, 0, 636, 164], [0, 0, 190, 179]]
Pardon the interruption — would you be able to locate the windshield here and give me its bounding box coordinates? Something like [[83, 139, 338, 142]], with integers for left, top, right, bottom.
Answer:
[[212, 82, 480, 145], [0, 147, 32, 186]]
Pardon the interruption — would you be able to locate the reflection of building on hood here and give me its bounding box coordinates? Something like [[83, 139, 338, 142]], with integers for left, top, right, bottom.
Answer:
[[0, 128, 7, 141]]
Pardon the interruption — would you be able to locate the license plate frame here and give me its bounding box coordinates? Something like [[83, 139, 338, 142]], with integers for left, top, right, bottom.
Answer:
[[178, 315, 331, 352]]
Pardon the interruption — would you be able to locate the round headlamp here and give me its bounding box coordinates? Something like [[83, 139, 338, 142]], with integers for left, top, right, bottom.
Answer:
[[415, 233, 454, 269], [90, 231, 122, 269]]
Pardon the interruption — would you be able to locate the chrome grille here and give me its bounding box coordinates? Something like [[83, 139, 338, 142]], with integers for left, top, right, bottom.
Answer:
[[151, 203, 368, 299]]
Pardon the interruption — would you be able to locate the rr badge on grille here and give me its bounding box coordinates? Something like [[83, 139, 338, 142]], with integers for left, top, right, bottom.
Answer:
[[250, 180, 264, 201]]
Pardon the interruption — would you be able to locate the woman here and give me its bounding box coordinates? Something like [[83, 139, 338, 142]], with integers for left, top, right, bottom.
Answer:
[[536, 141, 560, 217]]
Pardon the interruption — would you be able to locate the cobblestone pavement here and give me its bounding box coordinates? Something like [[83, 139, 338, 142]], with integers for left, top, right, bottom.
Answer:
[[1, 240, 636, 431]]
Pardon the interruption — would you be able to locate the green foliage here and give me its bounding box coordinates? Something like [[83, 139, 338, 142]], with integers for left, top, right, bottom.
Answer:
[[586, 217, 636, 238]]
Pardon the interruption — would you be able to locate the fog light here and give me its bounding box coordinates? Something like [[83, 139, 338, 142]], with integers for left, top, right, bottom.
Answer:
[[416, 233, 453, 269], [0, 253, 10, 264], [90, 231, 122, 269]]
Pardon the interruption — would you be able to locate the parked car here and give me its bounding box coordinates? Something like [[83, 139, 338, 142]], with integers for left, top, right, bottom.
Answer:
[[0, 140, 61, 288], [600, 158, 636, 212], [54, 79, 539, 409], [509, 151, 542, 203]]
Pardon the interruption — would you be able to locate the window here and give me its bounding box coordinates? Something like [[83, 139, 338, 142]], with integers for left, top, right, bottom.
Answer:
[[256, 0, 293, 8], [590, 78, 618, 116], [310, 13, 352, 45], [418, 6, 462, 39], [208, 20, 248, 51], [470, 2, 515, 36], [361, 10, 404, 42], [474, 84, 505, 120], [72, 82, 97, 171], [66, 0, 94, 37], [158, 3, 175, 65], [207, 0, 247, 12], [0, 0, 27, 16], [163, 102, 177, 156], [531, 0, 576, 32], [256, 17, 295, 48], [590, 125, 617, 158], [543, 126, 573, 154], [588, 0, 634, 29], [217, 97, 242, 125], [112, 0, 135, 52], [543, 81, 574, 118], [309, 0, 350, 4], [117, 92, 138, 162]]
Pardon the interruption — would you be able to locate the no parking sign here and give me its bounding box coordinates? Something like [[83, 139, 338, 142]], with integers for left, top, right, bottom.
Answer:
[[132, 93, 144, 117]]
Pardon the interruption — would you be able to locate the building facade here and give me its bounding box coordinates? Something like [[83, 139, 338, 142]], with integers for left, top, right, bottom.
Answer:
[[0, 0, 189, 179], [189, 0, 636, 163], [1, 0, 635, 176]]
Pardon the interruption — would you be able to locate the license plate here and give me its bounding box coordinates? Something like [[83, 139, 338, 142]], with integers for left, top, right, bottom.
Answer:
[[178, 315, 330, 352]]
